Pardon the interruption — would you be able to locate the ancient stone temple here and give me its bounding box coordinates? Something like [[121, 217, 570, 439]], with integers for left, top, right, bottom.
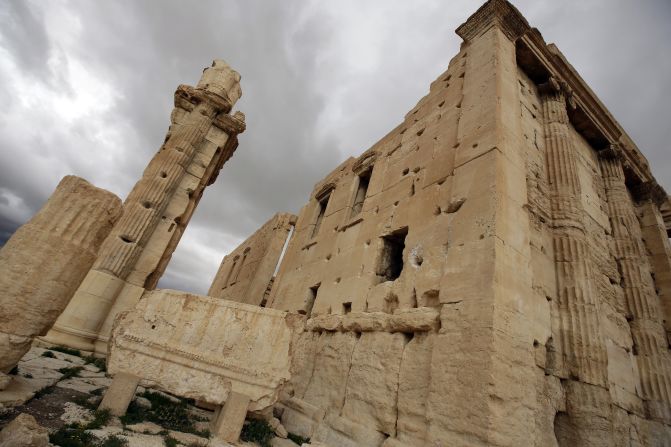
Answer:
[[3, 1, 671, 446], [41, 60, 246, 356], [218, 1, 670, 445]]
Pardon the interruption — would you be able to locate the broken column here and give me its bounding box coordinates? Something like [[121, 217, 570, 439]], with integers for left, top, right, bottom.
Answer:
[[42, 60, 246, 355], [0, 176, 122, 388]]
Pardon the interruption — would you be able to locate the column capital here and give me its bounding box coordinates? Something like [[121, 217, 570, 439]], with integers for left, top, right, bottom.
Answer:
[[456, 0, 530, 43], [598, 143, 624, 161], [214, 111, 246, 135]]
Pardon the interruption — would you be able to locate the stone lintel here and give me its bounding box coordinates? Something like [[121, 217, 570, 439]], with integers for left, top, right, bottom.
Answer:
[[456, 0, 530, 43], [631, 181, 669, 207]]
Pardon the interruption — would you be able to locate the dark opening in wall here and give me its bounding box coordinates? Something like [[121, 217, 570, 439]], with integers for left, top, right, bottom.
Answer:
[[377, 227, 408, 282], [302, 283, 320, 317], [311, 191, 332, 239], [351, 168, 372, 218], [342, 302, 352, 314]]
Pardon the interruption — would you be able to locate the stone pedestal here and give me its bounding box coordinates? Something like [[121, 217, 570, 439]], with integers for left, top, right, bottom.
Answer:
[[211, 392, 251, 442], [0, 176, 122, 388], [99, 372, 140, 417]]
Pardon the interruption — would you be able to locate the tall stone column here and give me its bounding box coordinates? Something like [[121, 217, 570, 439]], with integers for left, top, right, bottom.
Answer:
[[42, 60, 246, 354], [540, 78, 611, 445], [601, 152, 671, 423], [0, 176, 122, 388]]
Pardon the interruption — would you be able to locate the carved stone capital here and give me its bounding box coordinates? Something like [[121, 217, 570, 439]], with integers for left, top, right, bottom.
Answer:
[[214, 111, 246, 135], [598, 143, 624, 161], [632, 181, 668, 206], [174, 84, 234, 114], [456, 0, 530, 42]]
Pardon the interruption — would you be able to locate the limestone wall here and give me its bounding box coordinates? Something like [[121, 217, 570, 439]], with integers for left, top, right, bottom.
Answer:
[[209, 212, 296, 305], [0, 176, 122, 385], [264, 1, 671, 446]]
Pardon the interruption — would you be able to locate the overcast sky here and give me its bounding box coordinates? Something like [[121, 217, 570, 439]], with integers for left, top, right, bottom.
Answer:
[[1, 0, 669, 295]]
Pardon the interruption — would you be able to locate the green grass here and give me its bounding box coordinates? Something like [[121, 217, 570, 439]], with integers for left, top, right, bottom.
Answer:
[[84, 355, 107, 372], [288, 432, 310, 445], [98, 435, 128, 447], [163, 435, 179, 447], [50, 346, 83, 357], [33, 385, 56, 399], [240, 419, 274, 447], [58, 366, 83, 380], [120, 390, 204, 435]]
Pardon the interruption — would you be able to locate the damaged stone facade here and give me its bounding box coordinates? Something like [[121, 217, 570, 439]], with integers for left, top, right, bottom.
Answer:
[[243, 1, 671, 445], [209, 212, 296, 306]]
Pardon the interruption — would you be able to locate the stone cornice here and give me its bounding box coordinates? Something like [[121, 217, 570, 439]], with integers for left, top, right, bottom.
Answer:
[[461, 1, 662, 194], [174, 84, 233, 114], [456, 0, 530, 42]]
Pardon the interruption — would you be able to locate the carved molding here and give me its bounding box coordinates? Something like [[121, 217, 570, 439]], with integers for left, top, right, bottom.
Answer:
[[352, 150, 377, 175], [456, 0, 530, 42], [598, 143, 624, 161], [632, 181, 668, 206], [214, 112, 246, 135]]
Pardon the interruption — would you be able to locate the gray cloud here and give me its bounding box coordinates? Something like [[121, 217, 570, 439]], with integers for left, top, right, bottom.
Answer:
[[0, 0, 669, 292]]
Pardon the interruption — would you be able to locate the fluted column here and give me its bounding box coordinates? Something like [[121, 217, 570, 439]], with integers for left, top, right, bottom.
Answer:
[[0, 176, 122, 387], [42, 60, 246, 353], [600, 149, 671, 423], [541, 78, 607, 387]]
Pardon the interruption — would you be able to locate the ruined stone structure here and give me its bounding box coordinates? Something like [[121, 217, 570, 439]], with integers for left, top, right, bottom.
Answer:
[[0, 176, 122, 389], [100, 289, 301, 442], [249, 1, 671, 445], [42, 60, 246, 355], [209, 212, 296, 306], [2, 1, 670, 446]]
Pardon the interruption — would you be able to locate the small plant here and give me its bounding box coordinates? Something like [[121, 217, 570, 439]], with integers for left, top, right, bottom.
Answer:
[[121, 391, 200, 434], [91, 387, 106, 396], [163, 435, 179, 447], [41, 350, 56, 358], [288, 433, 310, 445], [8, 365, 18, 375], [50, 346, 83, 357], [87, 409, 112, 430], [58, 366, 83, 380], [98, 434, 128, 447], [33, 385, 56, 399], [73, 395, 97, 410], [49, 423, 96, 447], [240, 419, 274, 447], [84, 355, 107, 372]]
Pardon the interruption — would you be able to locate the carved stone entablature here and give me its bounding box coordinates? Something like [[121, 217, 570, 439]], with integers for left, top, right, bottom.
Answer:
[[314, 182, 336, 201], [456, 0, 530, 42], [598, 143, 624, 161], [107, 289, 301, 411], [174, 84, 233, 114], [632, 181, 668, 206], [352, 149, 377, 175], [214, 111, 246, 135]]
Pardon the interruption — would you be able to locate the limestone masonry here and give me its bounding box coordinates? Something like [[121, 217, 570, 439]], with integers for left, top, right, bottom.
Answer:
[[1, 1, 671, 446]]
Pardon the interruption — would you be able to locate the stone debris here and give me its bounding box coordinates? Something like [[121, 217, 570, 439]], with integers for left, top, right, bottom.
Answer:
[[0, 413, 49, 447], [0, 176, 122, 387]]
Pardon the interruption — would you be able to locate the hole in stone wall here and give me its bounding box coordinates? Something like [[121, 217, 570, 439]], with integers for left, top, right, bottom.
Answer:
[[402, 168, 409, 175], [421, 290, 440, 308], [304, 283, 320, 317], [119, 235, 134, 244], [377, 228, 408, 282], [160, 171, 167, 178], [342, 302, 352, 314], [554, 411, 572, 447]]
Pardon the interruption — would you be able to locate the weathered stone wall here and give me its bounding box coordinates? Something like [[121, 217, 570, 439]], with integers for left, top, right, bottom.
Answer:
[[0, 176, 122, 386], [42, 60, 246, 355], [264, 1, 671, 446], [209, 212, 296, 305]]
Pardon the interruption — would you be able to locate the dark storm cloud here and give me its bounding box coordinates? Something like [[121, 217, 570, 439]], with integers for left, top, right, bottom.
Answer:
[[0, 0, 669, 293]]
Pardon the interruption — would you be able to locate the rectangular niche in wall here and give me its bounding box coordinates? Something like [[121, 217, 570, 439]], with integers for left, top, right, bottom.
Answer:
[[350, 167, 372, 218], [376, 227, 408, 282], [302, 283, 320, 316], [311, 191, 332, 239]]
